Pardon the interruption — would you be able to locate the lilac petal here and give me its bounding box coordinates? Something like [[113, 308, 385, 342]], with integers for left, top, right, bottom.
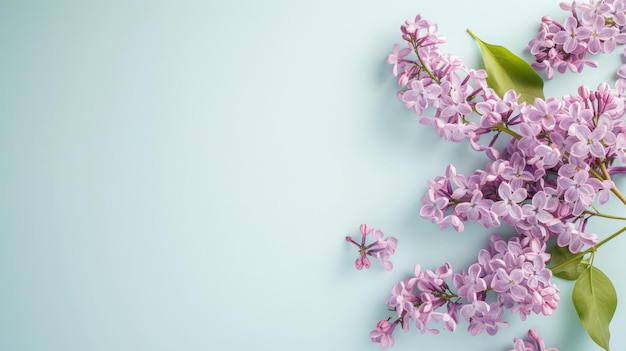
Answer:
[[589, 142, 605, 158], [563, 37, 579, 53], [510, 284, 528, 299]]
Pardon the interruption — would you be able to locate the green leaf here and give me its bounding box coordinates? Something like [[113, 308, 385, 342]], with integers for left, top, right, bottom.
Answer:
[[548, 245, 588, 280], [467, 30, 544, 104], [572, 266, 617, 351]]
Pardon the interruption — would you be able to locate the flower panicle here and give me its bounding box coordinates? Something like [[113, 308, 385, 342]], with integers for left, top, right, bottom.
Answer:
[[352, 2, 626, 349]]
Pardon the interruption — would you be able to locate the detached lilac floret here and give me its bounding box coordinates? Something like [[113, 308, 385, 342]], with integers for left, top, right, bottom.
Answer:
[[345, 224, 397, 271]]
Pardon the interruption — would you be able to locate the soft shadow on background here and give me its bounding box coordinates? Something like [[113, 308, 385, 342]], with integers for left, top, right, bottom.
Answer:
[[1, 1, 624, 350]]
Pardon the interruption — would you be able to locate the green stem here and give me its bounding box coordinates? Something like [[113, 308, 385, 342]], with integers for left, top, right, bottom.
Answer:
[[583, 210, 626, 221], [549, 252, 586, 274], [594, 225, 626, 250], [410, 38, 440, 84], [549, 225, 626, 273], [492, 123, 522, 140], [597, 160, 626, 206]]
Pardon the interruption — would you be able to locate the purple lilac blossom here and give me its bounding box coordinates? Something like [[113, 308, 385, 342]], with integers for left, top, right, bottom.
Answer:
[[366, 6, 626, 347], [345, 224, 397, 271], [529, 0, 626, 79]]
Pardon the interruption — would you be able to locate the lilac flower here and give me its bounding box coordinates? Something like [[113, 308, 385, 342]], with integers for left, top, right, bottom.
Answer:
[[580, 0, 612, 25], [585, 15, 617, 54], [557, 171, 595, 215], [530, 143, 561, 169], [370, 319, 398, 348], [492, 268, 528, 301], [521, 97, 562, 130], [611, 78, 626, 110], [556, 222, 598, 253], [552, 16, 592, 53], [527, 328, 559, 351], [459, 296, 489, 320], [437, 214, 464, 232], [401, 78, 442, 114], [479, 302, 509, 336], [345, 224, 397, 270], [512, 338, 533, 351], [387, 281, 411, 316], [569, 124, 607, 158], [454, 190, 497, 228], [509, 329, 560, 351], [609, 1, 626, 26], [557, 155, 589, 178], [516, 122, 541, 157], [587, 177, 614, 205], [417, 262, 453, 293], [420, 188, 449, 224], [615, 132, 626, 163], [438, 75, 473, 118], [374, 229, 398, 253], [365, 11, 626, 349], [501, 152, 535, 189], [521, 191, 555, 226], [387, 44, 411, 77], [491, 182, 528, 223], [453, 263, 487, 299], [558, 101, 593, 133], [521, 256, 552, 289], [431, 312, 456, 332]]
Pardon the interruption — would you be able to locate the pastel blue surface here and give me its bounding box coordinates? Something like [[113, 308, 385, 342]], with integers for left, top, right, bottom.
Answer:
[[1, 1, 625, 350]]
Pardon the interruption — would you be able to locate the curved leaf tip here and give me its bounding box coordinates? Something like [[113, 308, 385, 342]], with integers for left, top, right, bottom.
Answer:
[[467, 29, 544, 104]]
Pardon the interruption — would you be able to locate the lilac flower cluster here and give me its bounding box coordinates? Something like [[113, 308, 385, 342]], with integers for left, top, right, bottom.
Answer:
[[393, 14, 626, 254], [387, 14, 499, 155], [345, 224, 397, 271], [364, 9, 626, 349], [528, 0, 626, 79], [371, 233, 558, 347]]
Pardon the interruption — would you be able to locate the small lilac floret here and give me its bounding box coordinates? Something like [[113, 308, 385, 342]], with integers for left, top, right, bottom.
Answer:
[[346, 225, 397, 271]]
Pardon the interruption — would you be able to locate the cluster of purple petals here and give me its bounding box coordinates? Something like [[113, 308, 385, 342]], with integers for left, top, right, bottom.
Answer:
[[528, 0, 626, 79], [371, 234, 559, 347], [391, 14, 626, 254], [376, 10, 626, 349], [387, 14, 501, 156], [346, 224, 398, 271]]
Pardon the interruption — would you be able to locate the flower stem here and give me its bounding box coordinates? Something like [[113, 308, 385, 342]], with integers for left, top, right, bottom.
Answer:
[[583, 209, 626, 221], [492, 123, 522, 140], [410, 38, 440, 84], [597, 160, 626, 206], [594, 225, 626, 250], [549, 225, 626, 273]]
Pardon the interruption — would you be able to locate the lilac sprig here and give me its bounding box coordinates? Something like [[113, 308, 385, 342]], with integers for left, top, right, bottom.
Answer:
[[387, 14, 510, 158], [348, 7, 626, 350], [418, 79, 626, 254], [528, 0, 626, 79], [369, 233, 559, 347]]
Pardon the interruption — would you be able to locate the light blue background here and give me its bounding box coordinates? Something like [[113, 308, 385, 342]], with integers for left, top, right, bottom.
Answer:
[[1, 1, 625, 350]]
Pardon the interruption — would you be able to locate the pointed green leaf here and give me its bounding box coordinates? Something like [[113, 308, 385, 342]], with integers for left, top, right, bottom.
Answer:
[[572, 266, 617, 351], [467, 30, 544, 104], [548, 245, 588, 280]]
